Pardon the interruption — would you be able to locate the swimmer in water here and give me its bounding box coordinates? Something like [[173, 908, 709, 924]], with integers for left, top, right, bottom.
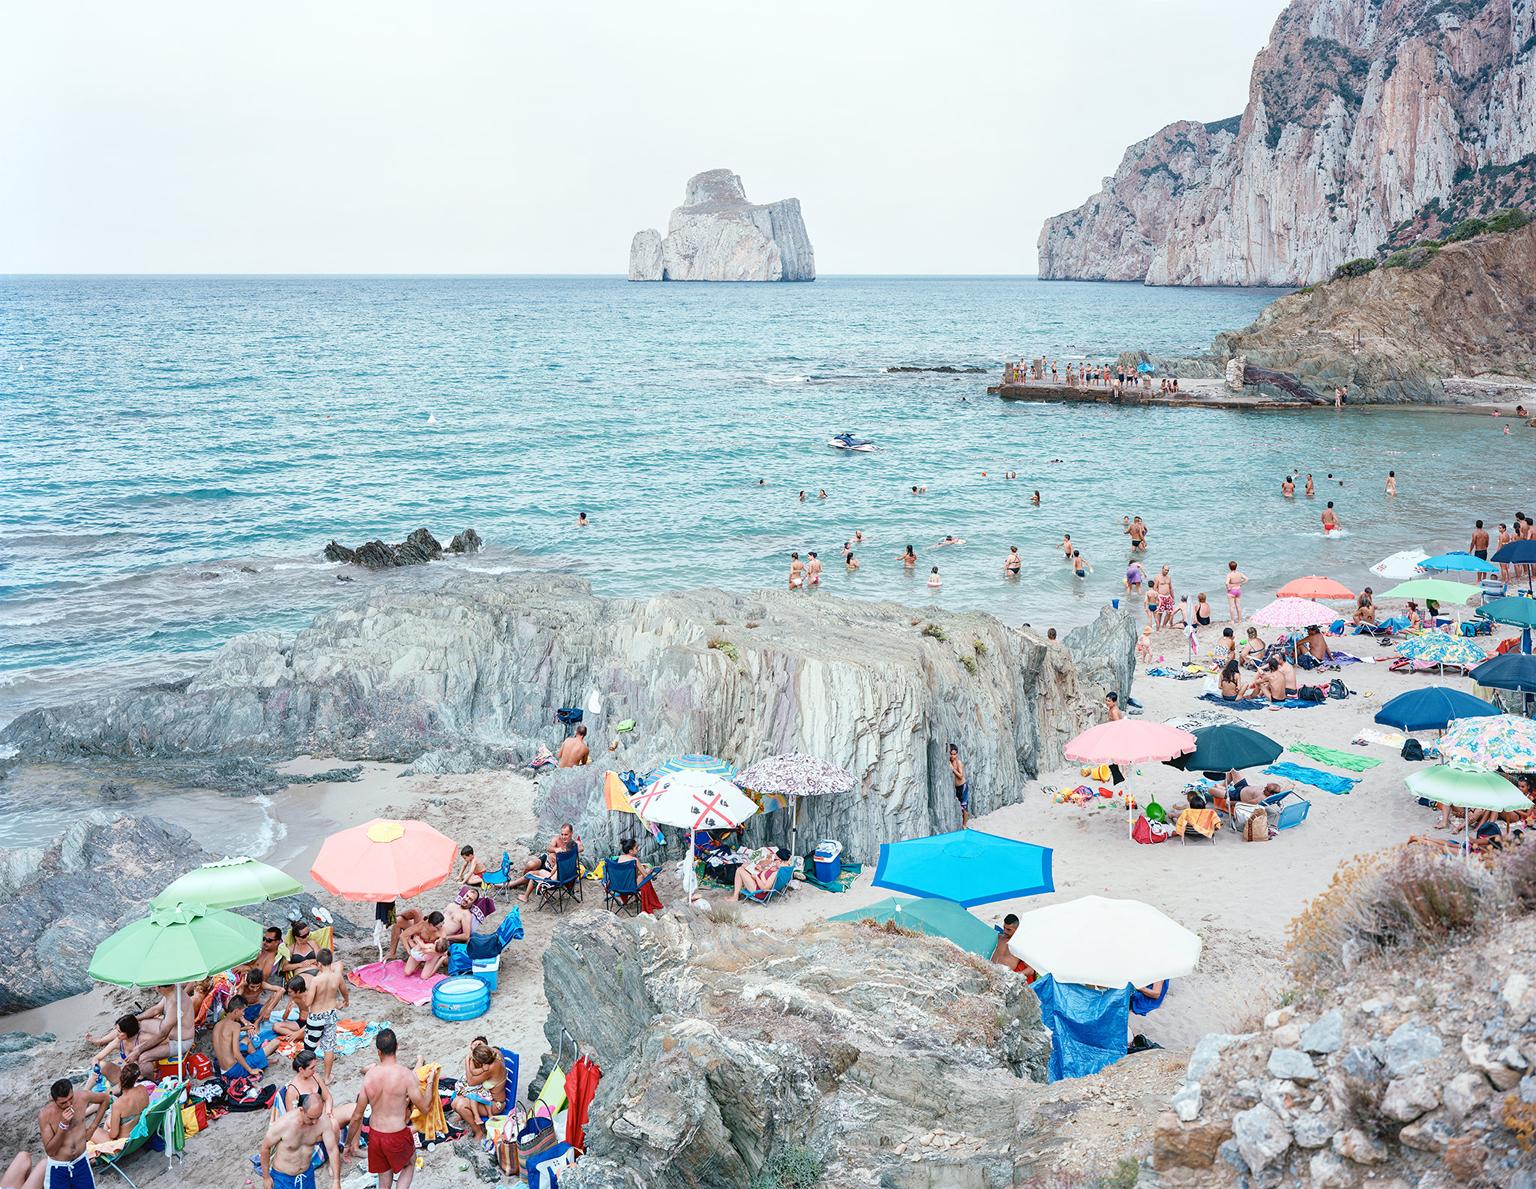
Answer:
[[806, 551, 821, 586], [1321, 501, 1339, 534], [818, 489, 828, 499], [1305, 474, 1315, 498], [1060, 533, 1073, 560], [1281, 476, 1295, 497], [576, 511, 588, 526], [1004, 546, 1022, 576], [798, 490, 806, 502], [845, 551, 860, 572], [1385, 470, 1396, 496], [899, 545, 917, 567], [934, 536, 965, 548], [1071, 549, 1091, 579], [1031, 491, 1041, 505], [788, 552, 804, 590], [927, 566, 942, 588]]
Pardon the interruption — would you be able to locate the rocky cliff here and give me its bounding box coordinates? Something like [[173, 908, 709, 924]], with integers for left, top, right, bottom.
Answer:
[[0, 576, 1135, 864], [629, 169, 815, 281], [1040, 0, 1536, 286], [1212, 221, 1536, 402], [538, 911, 1049, 1187]]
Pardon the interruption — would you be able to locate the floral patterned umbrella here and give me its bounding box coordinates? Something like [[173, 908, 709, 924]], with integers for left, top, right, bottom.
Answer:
[[1439, 715, 1536, 774], [739, 753, 855, 855], [1394, 630, 1488, 668]]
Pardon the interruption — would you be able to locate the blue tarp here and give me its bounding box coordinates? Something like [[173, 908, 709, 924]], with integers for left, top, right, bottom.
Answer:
[[1034, 974, 1130, 1081]]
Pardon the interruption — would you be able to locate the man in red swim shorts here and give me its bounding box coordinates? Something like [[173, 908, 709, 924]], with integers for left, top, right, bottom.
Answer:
[[344, 1028, 428, 1188]]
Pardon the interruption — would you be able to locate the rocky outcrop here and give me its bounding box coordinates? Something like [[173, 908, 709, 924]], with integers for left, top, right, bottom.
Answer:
[[1040, 0, 1536, 286], [0, 577, 1132, 864], [0, 812, 343, 1011], [538, 912, 1049, 1187], [323, 526, 480, 569], [629, 170, 815, 282], [1210, 222, 1536, 402]]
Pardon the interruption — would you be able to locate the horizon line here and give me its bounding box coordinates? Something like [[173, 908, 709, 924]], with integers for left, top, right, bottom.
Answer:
[[1, 271, 1051, 280]]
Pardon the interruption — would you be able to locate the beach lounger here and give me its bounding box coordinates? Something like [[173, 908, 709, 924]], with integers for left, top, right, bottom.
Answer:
[[92, 1078, 187, 1186], [740, 864, 794, 905], [526, 848, 583, 913], [602, 859, 658, 916]]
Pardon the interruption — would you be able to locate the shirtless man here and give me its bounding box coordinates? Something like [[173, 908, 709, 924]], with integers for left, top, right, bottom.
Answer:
[[90, 1063, 149, 1146], [131, 984, 198, 1069], [990, 914, 1020, 969], [1305, 474, 1315, 498], [212, 996, 277, 1083], [1151, 566, 1175, 629], [345, 1030, 429, 1189], [1321, 501, 1339, 534], [949, 743, 969, 827], [1126, 516, 1148, 550], [556, 725, 589, 768], [303, 950, 349, 1081], [1242, 659, 1288, 702], [1301, 625, 1329, 662], [449, 1041, 507, 1140], [511, 822, 581, 893], [260, 1091, 341, 1189], [39, 1079, 108, 1189], [1276, 656, 1299, 698], [441, 890, 477, 946], [1004, 546, 1022, 576], [805, 552, 822, 587], [1471, 520, 1490, 560], [788, 552, 804, 591]]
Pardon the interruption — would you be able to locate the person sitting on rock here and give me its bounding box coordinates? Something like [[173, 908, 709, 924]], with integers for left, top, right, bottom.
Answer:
[[557, 725, 590, 768]]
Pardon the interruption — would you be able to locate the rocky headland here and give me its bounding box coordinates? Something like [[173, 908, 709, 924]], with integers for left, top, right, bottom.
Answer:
[[629, 170, 815, 282], [1039, 0, 1536, 286]]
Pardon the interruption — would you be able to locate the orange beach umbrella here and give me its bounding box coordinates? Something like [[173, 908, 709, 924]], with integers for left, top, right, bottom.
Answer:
[[310, 818, 457, 901], [1277, 576, 1355, 600]]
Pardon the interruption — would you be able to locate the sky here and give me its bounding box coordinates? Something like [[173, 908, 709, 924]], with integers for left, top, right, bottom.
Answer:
[[2, 1, 1289, 275]]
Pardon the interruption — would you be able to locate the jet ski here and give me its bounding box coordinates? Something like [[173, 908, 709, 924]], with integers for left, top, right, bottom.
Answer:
[[828, 432, 877, 452]]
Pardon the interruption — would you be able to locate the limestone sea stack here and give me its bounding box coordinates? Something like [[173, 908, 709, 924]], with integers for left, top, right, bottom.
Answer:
[[628, 169, 815, 281], [1038, 0, 1536, 286]]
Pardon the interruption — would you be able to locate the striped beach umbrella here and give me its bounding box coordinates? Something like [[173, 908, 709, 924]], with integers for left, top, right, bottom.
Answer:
[[652, 753, 738, 781]]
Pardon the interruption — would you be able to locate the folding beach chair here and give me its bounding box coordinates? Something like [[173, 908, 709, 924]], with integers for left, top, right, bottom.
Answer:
[[740, 864, 794, 904], [479, 851, 515, 895], [1261, 788, 1311, 830], [92, 1079, 187, 1187], [527, 848, 583, 913], [602, 859, 658, 916]]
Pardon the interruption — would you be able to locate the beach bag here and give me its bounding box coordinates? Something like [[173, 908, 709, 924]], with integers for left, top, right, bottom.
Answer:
[[555, 707, 583, 725], [517, 1114, 560, 1162], [1131, 815, 1167, 845], [1298, 685, 1326, 703], [1243, 811, 1270, 843], [180, 1102, 207, 1135], [1401, 738, 1425, 762], [1327, 679, 1349, 700]]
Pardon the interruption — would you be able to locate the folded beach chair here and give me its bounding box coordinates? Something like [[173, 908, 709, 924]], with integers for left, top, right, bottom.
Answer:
[[602, 859, 658, 916], [92, 1079, 187, 1186], [740, 865, 794, 905], [526, 848, 583, 913], [1261, 789, 1311, 830], [479, 851, 515, 894]]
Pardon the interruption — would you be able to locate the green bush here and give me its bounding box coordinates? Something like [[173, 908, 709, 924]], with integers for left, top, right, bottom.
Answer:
[[1487, 208, 1532, 234], [1445, 216, 1489, 243], [753, 1144, 825, 1189], [1383, 244, 1439, 270], [959, 654, 978, 676], [920, 622, 948, 642], [1332, 256, 1377, 280]]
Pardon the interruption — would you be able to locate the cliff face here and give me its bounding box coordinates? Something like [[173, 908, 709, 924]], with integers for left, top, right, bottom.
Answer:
[[629, 169, 815, 281], [1039, 0, 1536, 286], [1214, 221, 1536, 401]]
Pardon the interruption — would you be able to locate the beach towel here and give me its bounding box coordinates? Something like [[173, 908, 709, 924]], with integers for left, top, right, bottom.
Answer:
[[1199, 694, 1321, 712], [274, 1017, 390, 1060], [1327, 650, 1363, 665], [1354, 727, 1407, 749], [564, 1055, 602, 1152], [802, 860, 862, 893], [348, 961, 447, 1006], [1262, 762, 1357, 796], [1173, 808, 1220, 839], [1288, 744, 1381, 773], [1033, 975, 1130, 1081]]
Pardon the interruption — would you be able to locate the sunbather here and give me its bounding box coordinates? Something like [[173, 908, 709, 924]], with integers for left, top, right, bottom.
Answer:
[[131, 984, 199, 1069], [449, 1040, 507, 1141], [729, 848, 789, 902], [509, 824, 583, 899], [1241, 626, 1265, 668], [212, 995, 279, 1081], [90, 1062, 149, 1145], [1350, 589, 1376, 625], [85, 1013, 142, 1085], [400, 917, 446, 979]]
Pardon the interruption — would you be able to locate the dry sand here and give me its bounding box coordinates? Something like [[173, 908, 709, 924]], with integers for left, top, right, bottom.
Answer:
[[4, 610, 1520, 1184]]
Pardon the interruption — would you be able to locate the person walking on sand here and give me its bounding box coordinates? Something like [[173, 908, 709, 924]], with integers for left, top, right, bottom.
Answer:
[[261, 1091, 341, 1189], [344, 1030, 430, 1189], [1225, 561, 1248, 623], [949, 743, 969, 827]]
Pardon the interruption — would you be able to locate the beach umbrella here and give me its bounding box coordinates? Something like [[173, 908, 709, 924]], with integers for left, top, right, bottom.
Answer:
[[1276, 576, 1355, 600], [1065, 720, 1195, 840], [1472, 652, 1536, 693], [1371, 549, 1430, 581], [871, 829, 1053, 907], [90, 902, 262, 1080], [1165, 723, 1282, 773], [1249, 597, 1339, 628], [1477, 597, 1536, 655], [1439, 715, 1536, 774], [1492, 541, 1536, 566], [630, 770, 759, 901], [1394, 631, 1488, 671], [1418, 552, 1501, 574], [310, 818, 457, 902], [739, 753, 856, 857], [1374, 686, 1501, 732], [1382, 579, 1480, 605], [152, 856, 302, 912], [1007, 896, 1201, 988], [1405, 767, 1529, 812], [829, 895, 998, 958], [652, 754, 738, 781]]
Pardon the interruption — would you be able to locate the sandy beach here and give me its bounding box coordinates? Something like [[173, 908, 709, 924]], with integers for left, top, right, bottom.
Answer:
[[3, 591, 1521, 1185]]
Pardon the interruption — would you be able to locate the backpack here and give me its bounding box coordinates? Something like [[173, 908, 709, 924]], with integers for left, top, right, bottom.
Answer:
[[1402, 738, 1425, 762], [1298, 685, 1326, 703], [555, 707, 583, 725], [1327, 679, 1349, 700]]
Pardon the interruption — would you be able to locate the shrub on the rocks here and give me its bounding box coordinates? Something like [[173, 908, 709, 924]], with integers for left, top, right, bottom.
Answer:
[[1332, 256, 1377, 280], [1487, 207, 1532, 234]]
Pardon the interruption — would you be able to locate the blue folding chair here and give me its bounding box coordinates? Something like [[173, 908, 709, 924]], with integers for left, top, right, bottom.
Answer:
[[527, 848, 582, 913], [741, 864, 793, 905], [602, 858, 658, 916], [479, 851, 514, 895]]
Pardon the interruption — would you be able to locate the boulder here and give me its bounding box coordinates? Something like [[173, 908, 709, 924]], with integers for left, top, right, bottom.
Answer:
[[1231, 1105, 1292, 1173], [324, 526, 471, 570], [1301, 1009, 1345, 1054], [629, 170, 814, 282], [537, 911, 1047, 1184]]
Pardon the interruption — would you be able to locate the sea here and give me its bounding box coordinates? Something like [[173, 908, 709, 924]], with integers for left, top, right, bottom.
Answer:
[[2, 274, 1527, 742]]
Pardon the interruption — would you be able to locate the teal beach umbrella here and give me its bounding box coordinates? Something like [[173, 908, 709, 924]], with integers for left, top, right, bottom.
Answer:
[[652, 754, 738, 781], [830, 896, 998, 958], [872, 829, 1053, 907], [1419, 552, 1500, 574]]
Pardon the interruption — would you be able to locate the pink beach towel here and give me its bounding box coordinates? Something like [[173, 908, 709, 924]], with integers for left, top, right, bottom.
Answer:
[[348, 960, 446, 1006]]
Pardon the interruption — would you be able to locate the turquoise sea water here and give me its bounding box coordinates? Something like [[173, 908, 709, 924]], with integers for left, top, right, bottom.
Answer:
[[1, 275, 1527, 724]]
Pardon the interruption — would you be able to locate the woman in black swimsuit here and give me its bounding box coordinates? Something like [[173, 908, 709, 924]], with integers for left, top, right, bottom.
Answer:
[[1194, 592, 1213, 627]]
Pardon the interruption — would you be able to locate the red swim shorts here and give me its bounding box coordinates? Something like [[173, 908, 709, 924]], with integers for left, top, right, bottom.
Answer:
[[368, 1126, 416, 1173]]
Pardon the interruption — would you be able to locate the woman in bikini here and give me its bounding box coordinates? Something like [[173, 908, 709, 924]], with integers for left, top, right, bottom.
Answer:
[[449, 1041, 507, 1141], [728, 848, 788, 902], [1225, 561, 1247, 623], [282, 922, 320, 978], [1219, 661, 1242, 700], [91, 1063, 150, 1146]]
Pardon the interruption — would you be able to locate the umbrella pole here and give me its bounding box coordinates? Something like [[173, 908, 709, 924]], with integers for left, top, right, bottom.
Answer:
[[175, 982, 184, 1084]]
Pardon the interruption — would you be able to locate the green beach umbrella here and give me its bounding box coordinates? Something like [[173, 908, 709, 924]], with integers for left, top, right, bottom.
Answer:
[[1381, 579, 1480, 605], [1405, 767, 1530, 812], [829, 895, 998, 958], [152, 856, 302, 912]]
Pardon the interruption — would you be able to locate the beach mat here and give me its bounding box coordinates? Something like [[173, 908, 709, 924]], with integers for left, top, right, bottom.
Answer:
[[1200, 694, 1322, 712], [1263, 762, 1358, 796], [349, 961, 446, 1006], [802, 860, 862, 893], [1288, 743, 1380, 773], [274, 1017, 392, 1060]]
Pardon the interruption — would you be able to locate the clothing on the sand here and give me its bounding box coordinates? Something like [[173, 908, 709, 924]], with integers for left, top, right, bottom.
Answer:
[[1288, 743, 1381, 773], [1262, 762, 1358, 796], [1199, 693, 1322, 712], [367, 1126, 415, 1174], [46, 1155, 95, 1189]]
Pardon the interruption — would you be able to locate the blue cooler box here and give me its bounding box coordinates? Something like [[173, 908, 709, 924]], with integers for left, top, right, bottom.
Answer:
[[812, 840, 843, 883]]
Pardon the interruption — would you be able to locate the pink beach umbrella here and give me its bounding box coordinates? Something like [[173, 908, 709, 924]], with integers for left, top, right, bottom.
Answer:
[[1276, 576, 1355, 601], [1065, 720, 1197, 840], [1249, 597, 1339, 628]]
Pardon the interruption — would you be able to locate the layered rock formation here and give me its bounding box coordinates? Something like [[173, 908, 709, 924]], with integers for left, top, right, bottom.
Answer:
[[1210, 222, 1536, 402], [629, 170, 815, 281], [539, 911, 1049, 1186], [1040, 0, 1536, 286], [323, 526, 480, 569], [0, 577, 1134, 864]]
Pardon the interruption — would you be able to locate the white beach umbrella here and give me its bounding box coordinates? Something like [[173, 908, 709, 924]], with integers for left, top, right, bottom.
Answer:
[[1007, 895, 1201, 988], [630, 770, 759, 900], [1371, 549, 1430, 581]]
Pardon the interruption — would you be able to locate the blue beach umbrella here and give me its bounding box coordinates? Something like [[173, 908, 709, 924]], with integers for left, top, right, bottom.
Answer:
[[1472, 653, 1536, 694], [829, 896, 998, 958], [1492, 541, 1536, 566], [1477, 597, 1536, 655], [1374, 686, 1502, 732], [651, 754, 738, 781], [1419, 551, 1500, 574], [872, 829, 1053, 908]]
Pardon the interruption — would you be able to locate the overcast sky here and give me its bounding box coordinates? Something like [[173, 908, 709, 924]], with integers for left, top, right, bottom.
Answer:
[[3, 1, 1288, 275]]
